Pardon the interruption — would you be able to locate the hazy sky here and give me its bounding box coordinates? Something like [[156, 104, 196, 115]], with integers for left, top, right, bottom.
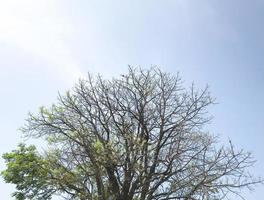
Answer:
[[0, 0, 263, 199]]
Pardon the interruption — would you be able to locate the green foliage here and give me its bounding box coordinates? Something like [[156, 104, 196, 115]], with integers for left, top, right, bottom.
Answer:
[[94, 140, 103, 153], [1, 144, 54, 200]]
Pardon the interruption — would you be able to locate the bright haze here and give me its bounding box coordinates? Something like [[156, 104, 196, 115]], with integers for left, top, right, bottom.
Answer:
[[0, 0, 263, 199]]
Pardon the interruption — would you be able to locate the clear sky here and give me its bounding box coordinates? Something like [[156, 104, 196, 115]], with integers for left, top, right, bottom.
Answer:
[[0, 0, 263, 199]]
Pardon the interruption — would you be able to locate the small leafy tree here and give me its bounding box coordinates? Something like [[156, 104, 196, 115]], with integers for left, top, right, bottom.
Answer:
[[2, 67, 262, 200]]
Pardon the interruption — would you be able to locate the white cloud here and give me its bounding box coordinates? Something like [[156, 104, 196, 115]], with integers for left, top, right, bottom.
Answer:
[[0, 0, 83, 83]]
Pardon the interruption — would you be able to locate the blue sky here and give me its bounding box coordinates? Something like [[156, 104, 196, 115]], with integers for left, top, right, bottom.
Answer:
[[0, 0, 263, 199]]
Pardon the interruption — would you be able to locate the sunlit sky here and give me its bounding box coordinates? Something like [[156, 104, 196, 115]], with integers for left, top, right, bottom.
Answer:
[[0, 0, 263, 199]]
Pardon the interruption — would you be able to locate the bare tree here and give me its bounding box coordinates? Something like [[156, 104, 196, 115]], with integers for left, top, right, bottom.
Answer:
[[2, 67, 262, 200]]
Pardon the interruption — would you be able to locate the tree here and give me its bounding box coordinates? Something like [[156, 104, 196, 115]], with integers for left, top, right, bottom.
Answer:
[[2, 67, 262, 200]]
